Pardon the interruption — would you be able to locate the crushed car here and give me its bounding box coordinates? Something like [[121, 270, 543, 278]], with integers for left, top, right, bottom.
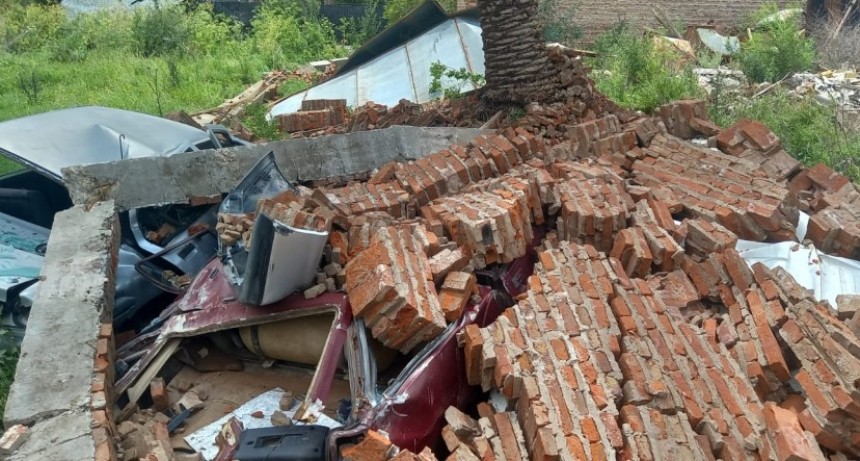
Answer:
[[0, 105, 250, 346], [111, 155, 538, 460]]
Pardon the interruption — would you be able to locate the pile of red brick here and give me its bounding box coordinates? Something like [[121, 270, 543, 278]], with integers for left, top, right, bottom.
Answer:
[[276, 93, 860, 460]]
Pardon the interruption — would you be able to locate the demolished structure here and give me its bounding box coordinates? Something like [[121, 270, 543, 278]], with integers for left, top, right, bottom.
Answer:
[[7, 24, 860, 461]]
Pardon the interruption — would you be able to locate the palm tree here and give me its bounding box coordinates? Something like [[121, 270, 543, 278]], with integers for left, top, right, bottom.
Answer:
[[476, 0, 563, 107]]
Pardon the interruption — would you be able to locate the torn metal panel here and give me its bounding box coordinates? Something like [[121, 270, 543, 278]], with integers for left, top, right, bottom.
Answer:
[[268, 14, 484, 116], [236, 218, 328, 306], [216, 152, 324, 306]]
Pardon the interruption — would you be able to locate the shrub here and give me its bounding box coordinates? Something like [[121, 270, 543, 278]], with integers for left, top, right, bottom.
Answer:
[[589, 23, 703, 112], [429, 61, 485, 100], [131, 4, 191, 57], [338, 0, 385, 47], [736, 3, 815, 83], [251, 0, 344, 69], [0, 3, 65, 53]]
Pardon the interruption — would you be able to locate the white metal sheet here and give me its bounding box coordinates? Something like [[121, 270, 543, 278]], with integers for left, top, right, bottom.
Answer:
[[736, 239, 860, 308], [268, 17, 486, 119]]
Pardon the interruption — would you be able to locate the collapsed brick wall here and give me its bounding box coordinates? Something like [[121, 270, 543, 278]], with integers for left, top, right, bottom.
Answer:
[[566, 0, 777, 44]]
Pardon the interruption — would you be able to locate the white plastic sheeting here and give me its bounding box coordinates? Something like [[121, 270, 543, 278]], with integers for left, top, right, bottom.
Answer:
[[268, 16, 484, 118], [736, 213, 860, 308]]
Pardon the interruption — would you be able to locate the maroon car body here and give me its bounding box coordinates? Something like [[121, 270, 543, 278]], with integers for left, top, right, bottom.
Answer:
[[115, 245, 536, 457]]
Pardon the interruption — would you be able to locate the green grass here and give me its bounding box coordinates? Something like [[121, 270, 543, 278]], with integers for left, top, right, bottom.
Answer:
[[0, 49, 271, 123]]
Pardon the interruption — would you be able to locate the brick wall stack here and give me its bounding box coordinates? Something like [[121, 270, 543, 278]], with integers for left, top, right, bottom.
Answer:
[[421, 172, 540, 269], [459, 240, 813, 461], [344, 223, 446, 353], [778, 301, 860, 455], [570, 1, 773, 44], [658, 100, 720, 141], [629, 133, 799, 242], [681, 218, 739, 259], [552, 174, 635, 252]]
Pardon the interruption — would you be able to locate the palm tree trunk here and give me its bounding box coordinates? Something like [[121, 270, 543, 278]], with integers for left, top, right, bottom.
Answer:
[[477, 0, 563, 107]]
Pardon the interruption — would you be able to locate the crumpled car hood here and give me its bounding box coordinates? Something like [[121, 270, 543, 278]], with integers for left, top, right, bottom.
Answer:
[[0, 106, 210, 181]]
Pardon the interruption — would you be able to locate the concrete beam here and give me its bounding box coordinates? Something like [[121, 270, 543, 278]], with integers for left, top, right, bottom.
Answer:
[[63, 126, 487, 210], [3, 202, 118, 460]]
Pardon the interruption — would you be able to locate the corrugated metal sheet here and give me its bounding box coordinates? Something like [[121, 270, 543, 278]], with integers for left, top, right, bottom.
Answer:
[[268, 15, 484, 117]]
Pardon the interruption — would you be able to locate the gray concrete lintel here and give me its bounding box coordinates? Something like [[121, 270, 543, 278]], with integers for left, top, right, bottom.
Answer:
[[62, 126, 487, 210]]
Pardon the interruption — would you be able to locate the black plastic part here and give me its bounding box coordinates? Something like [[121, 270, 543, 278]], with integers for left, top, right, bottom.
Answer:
[[236, 425, 329, 461]]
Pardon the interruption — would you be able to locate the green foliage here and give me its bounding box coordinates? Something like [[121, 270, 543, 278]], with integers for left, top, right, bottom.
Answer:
[[0, 0, 345, 123], [736, 3, 814, 83], [383, 0, 456, 23], [251, 0, 344, 69], [338, 0, 385, 47], [538, 0, 581, 45], [131, 3, 191, 57], [243, 103, 284, 141], [589, 23, 703, 112], [0, 3, 65, 52], [429, 61, 485, 100], [711, 88, 860, 182]]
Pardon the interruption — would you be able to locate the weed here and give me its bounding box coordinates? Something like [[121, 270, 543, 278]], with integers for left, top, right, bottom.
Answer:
[[736, 2, 815, 83], [148, 66, 165, 116], [243, 103, 284, 141], [696, 47, 724, 69], [251, 0, 345, 69], [589, 22, 702, 112], [17, 69, 41, 105], [429, 61, 485, 100], [131, 3, 191, 57]]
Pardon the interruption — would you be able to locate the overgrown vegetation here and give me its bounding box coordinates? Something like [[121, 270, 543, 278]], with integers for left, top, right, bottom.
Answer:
[[736, 3, 815, 83], [588, 22, 703, 112], [429, 61, 485, 100], [0, 0, 348, 122]]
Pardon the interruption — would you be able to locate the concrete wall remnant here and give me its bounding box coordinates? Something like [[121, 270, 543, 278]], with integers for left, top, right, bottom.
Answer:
[[62, 126, 487, 210], [2, 202, 119, 461]]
